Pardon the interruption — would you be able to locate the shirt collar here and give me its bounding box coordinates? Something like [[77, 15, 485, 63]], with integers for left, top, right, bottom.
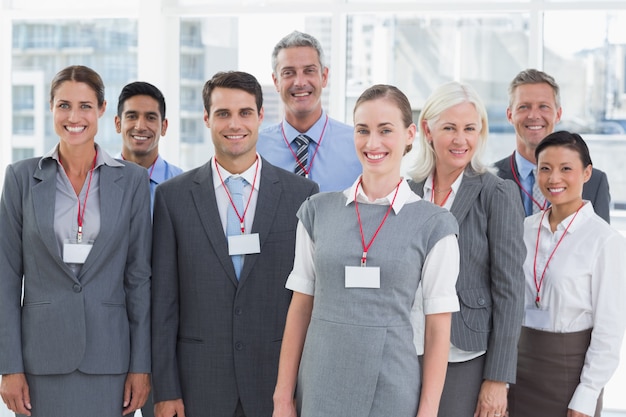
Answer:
[[343, 175, 419, 214], [539, 200, 593, 234], [423, 170, 464, 196], [212, 154, 263, 191], [282, 109, 328, 144], [515, 150, 535, 179], [150, 155, 168, 184], [39, 143, 123, 169]]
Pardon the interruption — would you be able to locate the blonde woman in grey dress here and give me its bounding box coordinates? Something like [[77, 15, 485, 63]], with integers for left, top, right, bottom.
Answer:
[[272, 84, 460, 417]]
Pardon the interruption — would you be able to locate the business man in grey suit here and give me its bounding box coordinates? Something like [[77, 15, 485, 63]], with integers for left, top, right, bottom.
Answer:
[[493, 69, 611, 222], [151, 71, 318, 417]]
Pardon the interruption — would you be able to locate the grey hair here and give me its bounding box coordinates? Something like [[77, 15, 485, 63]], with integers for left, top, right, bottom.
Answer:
[[271, 31, 326, 75], [508, 68, 560, 108]]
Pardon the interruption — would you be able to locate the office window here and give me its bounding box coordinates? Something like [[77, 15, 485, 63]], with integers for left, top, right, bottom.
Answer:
[[13, 116, 35, 135], [345, 13, 528, 134], [13, 85, 34, 110], [11, 19, 138, 158], [12, 148, 35, 161]]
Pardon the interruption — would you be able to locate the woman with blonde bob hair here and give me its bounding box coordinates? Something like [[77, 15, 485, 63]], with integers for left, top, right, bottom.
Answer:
[[408, 81, 525, 417]]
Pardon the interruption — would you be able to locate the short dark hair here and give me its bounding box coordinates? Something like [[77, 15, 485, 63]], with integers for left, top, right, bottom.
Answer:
[[50, 65, 105, 108], [202, 71, 263, 114], [535, 130, 592, 167], [117, 81, 166, 119]]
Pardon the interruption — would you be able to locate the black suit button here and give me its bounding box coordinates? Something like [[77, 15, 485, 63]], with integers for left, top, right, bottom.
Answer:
[[235, 307, 242, 316], [477, 297, 486, 306], [73, 284, 82, 293], [235, 342, 243, 351]]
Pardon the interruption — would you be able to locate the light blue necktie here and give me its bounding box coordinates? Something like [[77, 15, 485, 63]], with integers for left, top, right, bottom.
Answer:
[[226, 176, 245, 279]]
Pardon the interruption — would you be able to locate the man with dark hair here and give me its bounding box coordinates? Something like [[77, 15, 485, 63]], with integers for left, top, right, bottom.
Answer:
[[493, 69, 611, 222], [151, 71, 318, 417], [257, 31, 361, 192], [115, 81, 183, 211]]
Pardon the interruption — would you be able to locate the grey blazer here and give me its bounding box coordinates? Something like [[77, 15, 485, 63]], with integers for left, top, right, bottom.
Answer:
[[0, 156, 152, 376], [151, 158, 318, 417], [494, 152, 611, 223], [410, 170, 525, 383]]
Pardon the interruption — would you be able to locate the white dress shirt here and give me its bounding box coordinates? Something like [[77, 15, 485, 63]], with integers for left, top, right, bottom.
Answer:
[[523, 201, 626, 415], [211, 155, 261, 235]]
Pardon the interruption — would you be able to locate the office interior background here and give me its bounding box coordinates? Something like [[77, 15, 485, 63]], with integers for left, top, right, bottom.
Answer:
[[2, 0, 626, 415]]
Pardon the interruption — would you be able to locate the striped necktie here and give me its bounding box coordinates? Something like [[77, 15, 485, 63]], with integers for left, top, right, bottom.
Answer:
[[531, 168, 546, 214], [293, 134, 311, 176]]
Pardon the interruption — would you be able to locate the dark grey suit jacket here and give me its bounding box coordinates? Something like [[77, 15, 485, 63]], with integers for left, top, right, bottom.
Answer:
[[0, 156, 152, 376], [151, 158, 318, 417], [410, 170, 525, 383], [494, 152, 611, 223]]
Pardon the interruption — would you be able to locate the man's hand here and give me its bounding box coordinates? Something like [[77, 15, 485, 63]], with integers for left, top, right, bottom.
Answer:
[[155, 399, 185, 417]]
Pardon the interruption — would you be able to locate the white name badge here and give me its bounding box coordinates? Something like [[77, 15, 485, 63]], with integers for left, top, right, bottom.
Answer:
[[524, 305, 551, 329], [345, 265, 380, 288], [63, 240, 93, 264], [228, 233, 261, 255]]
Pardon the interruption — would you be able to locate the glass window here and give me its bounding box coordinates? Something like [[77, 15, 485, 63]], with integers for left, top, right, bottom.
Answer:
[[13, 85, 34, 110], [345, 13, 528, 144], [13, 116, 35, 135], [544, 10, 626, 208], [11, 18, 137, 160], [12, 148, 35, 161]]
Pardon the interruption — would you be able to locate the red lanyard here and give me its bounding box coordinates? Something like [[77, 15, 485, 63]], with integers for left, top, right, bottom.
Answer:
[[280, 115, 329, 177], [429, 174, 453, 207], [354, 178, 402, 267], [60, 150, 98, 243], [532, 203, 584, 307], [215, 157, 259, 234], [510, 153, 547, 212]]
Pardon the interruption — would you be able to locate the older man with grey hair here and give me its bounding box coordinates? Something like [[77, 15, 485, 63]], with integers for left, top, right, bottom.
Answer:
[[257, 30, 361, 192]]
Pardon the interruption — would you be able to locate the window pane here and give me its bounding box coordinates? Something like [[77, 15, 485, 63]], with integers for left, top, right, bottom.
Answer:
[[544, 10, 626, 208], [9, 0, 139, 8], [11, 19, 137, 160]]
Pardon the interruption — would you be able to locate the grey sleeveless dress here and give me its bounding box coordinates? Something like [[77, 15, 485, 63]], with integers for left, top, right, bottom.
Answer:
[[295, 191, 458, 417]]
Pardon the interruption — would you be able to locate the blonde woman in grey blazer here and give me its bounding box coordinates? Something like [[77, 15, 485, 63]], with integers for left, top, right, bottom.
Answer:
[[409, 81, 525, 417], [0, 66, 152, 417]]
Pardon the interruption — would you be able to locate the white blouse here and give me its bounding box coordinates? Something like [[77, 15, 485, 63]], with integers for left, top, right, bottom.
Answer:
[[523, 201, 626, 415]]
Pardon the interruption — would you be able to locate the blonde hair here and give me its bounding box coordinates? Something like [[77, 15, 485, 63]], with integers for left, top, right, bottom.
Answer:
[[409, 81, 489, 181]]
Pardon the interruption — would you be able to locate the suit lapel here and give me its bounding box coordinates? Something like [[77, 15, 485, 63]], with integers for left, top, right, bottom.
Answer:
[[191, 162, 239, 286], [449, 173, 482, 226], [32, 160, 75, 278], [237, 161, 281, 286]]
